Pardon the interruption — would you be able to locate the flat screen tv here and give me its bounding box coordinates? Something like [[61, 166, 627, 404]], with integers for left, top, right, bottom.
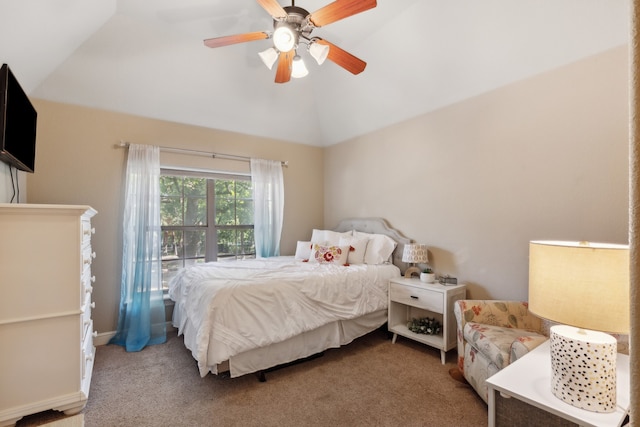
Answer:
[[0, 64, 37, 173]]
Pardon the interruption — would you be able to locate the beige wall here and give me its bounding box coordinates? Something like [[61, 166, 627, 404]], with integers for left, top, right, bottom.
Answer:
[[3, 44, 628, 334], [0, 162, 26, 202], [325, 45, 629, 301], [24, 101, 324, 334]]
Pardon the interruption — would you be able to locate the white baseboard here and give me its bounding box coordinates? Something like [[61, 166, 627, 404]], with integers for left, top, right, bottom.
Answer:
[[93, 331, 115, 346], [94, 322, 176, 346]]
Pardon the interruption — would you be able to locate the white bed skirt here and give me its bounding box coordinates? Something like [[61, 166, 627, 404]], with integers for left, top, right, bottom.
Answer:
[[174, 305, 387, 377]]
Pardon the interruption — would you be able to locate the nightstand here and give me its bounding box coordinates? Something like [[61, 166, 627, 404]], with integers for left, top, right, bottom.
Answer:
[[388, 277, 466, 364]]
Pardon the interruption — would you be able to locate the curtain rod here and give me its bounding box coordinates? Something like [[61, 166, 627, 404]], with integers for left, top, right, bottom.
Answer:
[[117, 141, 288, 167]]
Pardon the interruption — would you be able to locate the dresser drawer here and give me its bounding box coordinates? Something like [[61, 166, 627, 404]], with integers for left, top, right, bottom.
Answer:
[[389, 282, 443, 313], [82, 321, 95, 381], [81, 294, 93, 341], [81, 219, 94, 247], [81, 266, 95, 298], [82, 245, 95, 268]]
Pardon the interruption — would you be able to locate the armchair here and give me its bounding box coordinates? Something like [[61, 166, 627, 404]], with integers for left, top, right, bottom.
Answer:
[[453, 300, 547, 403]]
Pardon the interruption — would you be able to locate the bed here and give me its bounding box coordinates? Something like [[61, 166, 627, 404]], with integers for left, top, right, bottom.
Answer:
[[168, 217, 411, 379]]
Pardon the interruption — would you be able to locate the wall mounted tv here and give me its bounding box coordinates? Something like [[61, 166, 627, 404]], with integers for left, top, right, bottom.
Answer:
[[0, 64, 37, 173]]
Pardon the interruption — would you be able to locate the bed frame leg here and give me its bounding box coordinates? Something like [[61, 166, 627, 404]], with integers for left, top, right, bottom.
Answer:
[[257, 371, 267, 382]]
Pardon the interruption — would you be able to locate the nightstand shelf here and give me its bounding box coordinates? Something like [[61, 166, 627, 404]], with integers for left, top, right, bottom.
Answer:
[[389, 323, 444, 348], [388, 277, 466, 364]]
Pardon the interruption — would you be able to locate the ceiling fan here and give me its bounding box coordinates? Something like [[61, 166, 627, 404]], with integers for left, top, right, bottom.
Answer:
[[203, 0, 377, 83]]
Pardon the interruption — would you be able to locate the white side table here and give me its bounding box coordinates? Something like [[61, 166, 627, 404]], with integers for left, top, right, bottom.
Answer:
[[486, 340, 630, 427], [388, 277, 466, 364]]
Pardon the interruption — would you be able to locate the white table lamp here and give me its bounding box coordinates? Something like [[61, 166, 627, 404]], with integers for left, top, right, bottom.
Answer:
[[528, 240, 629, 413], [402, 244, 429, 278]]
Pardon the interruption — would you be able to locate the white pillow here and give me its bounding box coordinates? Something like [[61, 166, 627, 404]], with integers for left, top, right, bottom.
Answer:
[[338, 235, 369, 265], [308, 243, 350, 265], [310, 229, 353, 246], [295, 241, 312, 260], [354, 231, 397, 265], [353, 230, 373, 240]]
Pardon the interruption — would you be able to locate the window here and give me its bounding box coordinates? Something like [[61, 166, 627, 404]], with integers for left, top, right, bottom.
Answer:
[[160, 170, 254, 290]]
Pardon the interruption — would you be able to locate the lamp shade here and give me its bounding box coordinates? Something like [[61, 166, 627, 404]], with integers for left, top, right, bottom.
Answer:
[[258, 47, 279, 70], [309, 41, 330, 65], [528, 240, 629, 334], [402, 244, 429, 264], [291, 54, 308, 78]]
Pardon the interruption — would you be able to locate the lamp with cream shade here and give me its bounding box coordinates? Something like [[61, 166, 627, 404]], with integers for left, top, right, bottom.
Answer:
[[528, 240, 629, 413], [402, 244, 429, 278]]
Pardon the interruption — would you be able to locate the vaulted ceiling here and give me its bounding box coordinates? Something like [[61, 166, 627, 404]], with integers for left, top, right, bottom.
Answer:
[[0, 0, 630, 146]]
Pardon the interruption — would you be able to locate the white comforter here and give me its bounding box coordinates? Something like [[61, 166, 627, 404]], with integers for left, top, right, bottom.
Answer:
[[168, 257, 400, 377]]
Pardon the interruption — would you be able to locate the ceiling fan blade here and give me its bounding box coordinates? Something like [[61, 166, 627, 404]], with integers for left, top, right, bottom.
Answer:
[[256, 0, 288, 19], [316, 39, 367, 75], [309, 0, 376, 27], [203, 31, 268, 48], [275, 50, 294, 84]]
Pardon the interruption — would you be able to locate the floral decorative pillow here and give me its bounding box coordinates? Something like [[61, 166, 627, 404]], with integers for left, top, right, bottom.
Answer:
[[308, 243, 350, 265]]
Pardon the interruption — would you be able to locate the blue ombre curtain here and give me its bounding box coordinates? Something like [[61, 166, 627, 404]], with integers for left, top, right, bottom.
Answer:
[[251, 158, 284, 258], [110, 144, 166, 351]]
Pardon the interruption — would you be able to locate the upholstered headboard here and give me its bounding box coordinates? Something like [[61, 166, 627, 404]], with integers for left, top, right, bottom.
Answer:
[[333, 217, 411, 273]]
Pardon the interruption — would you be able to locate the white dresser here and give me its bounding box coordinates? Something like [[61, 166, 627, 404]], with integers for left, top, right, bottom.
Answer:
[[0, 204, 97, 427]]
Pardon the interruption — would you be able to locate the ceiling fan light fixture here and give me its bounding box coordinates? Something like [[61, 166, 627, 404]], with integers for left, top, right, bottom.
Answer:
[[291, 54, 309, 78], [258, 47, 279, 69], [272, 23, 297, 52], [203, 0, 376, 83], [309, 41, 330, 65]]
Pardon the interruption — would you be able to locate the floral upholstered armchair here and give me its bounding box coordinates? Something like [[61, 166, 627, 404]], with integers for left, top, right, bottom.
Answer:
[[453, 300, 548, 404]]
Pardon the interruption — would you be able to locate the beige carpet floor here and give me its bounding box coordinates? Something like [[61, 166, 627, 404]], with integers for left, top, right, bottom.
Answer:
[[17, 328, 487, 426]]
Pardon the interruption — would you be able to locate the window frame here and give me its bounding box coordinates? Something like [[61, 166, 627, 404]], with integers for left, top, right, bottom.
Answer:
[[160, 168, 254, 288]]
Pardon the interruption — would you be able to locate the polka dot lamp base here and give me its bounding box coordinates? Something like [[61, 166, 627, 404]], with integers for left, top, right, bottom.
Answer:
[[549, 324, 617, 413]]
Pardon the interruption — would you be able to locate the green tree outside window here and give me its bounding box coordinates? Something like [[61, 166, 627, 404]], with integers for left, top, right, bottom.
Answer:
[[160, 173, 255, 290]]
